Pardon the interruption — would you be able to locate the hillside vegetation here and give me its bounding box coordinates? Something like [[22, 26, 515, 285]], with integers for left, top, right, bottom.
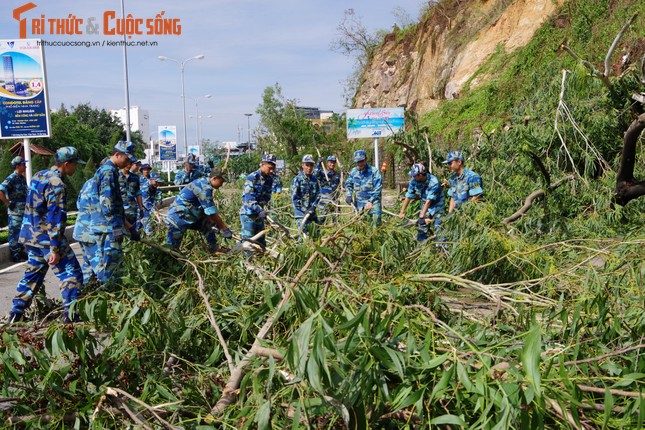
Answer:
[[1, 0, 645, 428]]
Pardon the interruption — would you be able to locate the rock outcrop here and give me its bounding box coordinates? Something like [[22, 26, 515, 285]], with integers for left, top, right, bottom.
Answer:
[[354, 0, 565, 114]]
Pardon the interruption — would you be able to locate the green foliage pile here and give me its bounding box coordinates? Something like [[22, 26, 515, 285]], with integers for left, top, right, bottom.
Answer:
[[2, 0, 645, 428], [1, 191, 645, 428]]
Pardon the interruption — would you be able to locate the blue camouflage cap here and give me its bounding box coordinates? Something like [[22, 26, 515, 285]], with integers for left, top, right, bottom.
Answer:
[[114, 141, 136, 162], [55, 146, 86, 164], [302, 154, 315, 164], [353, 150, 366, 162], [443, 151, 464, 164], [327, 155, 337, 162], [149, 171, 165, 182], [140, 163, 152, 170], [262, 153, 277, 164], [409, 163, 427, 176], [11, 156, 26, 167]]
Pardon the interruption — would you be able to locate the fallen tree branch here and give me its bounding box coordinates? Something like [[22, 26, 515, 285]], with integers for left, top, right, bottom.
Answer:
[[502, 175, 575, 226], [209, 213, 365, 416], [562, 343, 645, 366], [106, 386, 178, 430], [182, 258, 235, 373]]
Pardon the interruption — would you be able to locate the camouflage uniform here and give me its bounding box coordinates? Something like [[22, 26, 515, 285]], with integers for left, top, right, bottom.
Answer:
[[345, 163, 383, 225], [315, 167, 341, 221], [239, 169, 273, 249], [448, 168, 483, 208], [405, 174, 445, 242], [88, 159, 126, 285], [0, 171, 27, 260], [271, 173, 283, 194], [291, 171, 320, 229], [12, 167, 83, 317], [173, 168, 202, 185], [140, 174, 163, 235], [165, 177, 220, 252], [118, 169, 142, 225], [73, 177, 100, 284]]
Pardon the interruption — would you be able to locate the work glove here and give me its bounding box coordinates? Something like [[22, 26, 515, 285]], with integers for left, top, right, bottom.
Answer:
[[221, 228, 233, 239], [128, 225, 141, 242], [8, 201, 16, 211], [257, 209, 267, 220], [417, 218, 426, 227], [345, 196, 353, 205]]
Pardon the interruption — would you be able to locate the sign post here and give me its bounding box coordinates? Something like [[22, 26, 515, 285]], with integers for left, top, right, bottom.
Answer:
[[346, 108, 404, 168], [0, 39, 51, 184]]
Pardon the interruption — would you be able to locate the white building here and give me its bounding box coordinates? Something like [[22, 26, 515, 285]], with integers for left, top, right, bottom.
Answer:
[[111, 106, 150, 144]]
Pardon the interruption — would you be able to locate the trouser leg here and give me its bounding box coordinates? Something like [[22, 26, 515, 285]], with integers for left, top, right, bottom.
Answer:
[[50, 245, 83, 312], [7, 211, 25, 259], [11, 246, 48, 315]]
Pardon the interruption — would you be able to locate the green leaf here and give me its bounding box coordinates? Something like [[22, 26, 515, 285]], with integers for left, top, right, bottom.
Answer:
[[521, 325, 542, 399], [255, 400, 271, 430], [430, 414, 466, 426], [51, 329, 66, 356]]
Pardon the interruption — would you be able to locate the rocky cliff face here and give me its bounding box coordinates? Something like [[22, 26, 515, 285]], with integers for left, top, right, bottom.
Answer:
[[354, 0, 565, 114]]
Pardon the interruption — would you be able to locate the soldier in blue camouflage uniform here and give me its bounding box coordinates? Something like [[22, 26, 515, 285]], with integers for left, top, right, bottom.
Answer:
[[83, 141, 138, 287], [174, 154, 202, 185], [119, 159, 144, 229], [165, 167, 232, 252], [8, 147, 85, 324], [315, 155, 341, 222], [141, 171, 164, 235], [73, 172, 100, 286], [291, 154, 321, 230], [398, 163, 445, 242], [345, 150, 383, 226], [239, 153, 276, 250], [444, 151, 483, 213], [0, 156, 28, 262]]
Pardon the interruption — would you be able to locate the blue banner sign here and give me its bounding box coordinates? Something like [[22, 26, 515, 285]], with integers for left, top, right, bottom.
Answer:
[[0, 39, 51, 138]]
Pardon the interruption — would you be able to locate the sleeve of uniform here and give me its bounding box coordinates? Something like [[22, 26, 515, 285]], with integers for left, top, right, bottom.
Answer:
[[424, 176, 442, 203], [97, 169, 118, 231], [369, 168, 383, 203], [273, 176, 283, 193], [155, 187, 163, 207], [133, 177, 142, 197], [0, 175, 10, 195], [468, 172, 484, 197], [344, 173, 354, 197], [196, 182, 218, 216], [45, 181, 65, 254], [447, 175, 456, 197], [173, 171, 184, 185], [241, 174, 261, 214], [312, 177, 321, 207], [404, 179, 417, 199], [291, 176, 303, 213]]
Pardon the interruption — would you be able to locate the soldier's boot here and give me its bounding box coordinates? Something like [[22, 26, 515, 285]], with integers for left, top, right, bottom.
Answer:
[[7, 312, 25, 324]]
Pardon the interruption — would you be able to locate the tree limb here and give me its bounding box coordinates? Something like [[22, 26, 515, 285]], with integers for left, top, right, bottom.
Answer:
[[502, 175, 575, 225], [614, 112, 645, 206], [604, 13, 638, 77]]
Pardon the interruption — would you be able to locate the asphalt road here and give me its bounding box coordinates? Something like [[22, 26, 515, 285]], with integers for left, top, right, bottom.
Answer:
[[0, 242, 85, 321]]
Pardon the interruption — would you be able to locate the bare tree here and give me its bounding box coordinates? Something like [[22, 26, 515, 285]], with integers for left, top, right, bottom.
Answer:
[[330, 9, 380, 68]]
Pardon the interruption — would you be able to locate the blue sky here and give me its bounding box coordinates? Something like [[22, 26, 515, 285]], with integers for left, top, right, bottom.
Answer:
[[1, 1, 424, 150]]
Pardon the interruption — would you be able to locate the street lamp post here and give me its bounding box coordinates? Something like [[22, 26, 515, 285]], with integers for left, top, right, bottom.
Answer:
[[244, 113, 252, 149], [158, 54, 205, 157]]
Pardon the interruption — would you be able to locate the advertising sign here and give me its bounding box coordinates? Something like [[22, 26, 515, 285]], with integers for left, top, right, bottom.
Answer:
[[275, 159, 285, 171], [158, 126, 177, 161], [346, 108, 404, 139], [0, 39, 51, 138], [187, 145, 200, 158]]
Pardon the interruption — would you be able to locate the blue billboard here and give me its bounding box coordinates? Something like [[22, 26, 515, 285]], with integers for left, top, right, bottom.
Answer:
[[0, 39, 51, 138]]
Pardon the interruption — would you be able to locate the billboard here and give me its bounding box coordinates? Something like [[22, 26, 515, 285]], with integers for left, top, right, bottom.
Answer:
[[187, 145, 200, 158], [346, 108, 404, 139], [158, 126, 177, 161], [0, 39, 51, 138]]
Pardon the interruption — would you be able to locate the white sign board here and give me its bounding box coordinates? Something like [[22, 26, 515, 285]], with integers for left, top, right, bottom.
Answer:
[[346, 107, 404, 139]]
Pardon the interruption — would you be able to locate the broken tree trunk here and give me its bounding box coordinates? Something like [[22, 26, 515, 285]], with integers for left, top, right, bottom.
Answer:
[[614, 112, 645, 206]]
